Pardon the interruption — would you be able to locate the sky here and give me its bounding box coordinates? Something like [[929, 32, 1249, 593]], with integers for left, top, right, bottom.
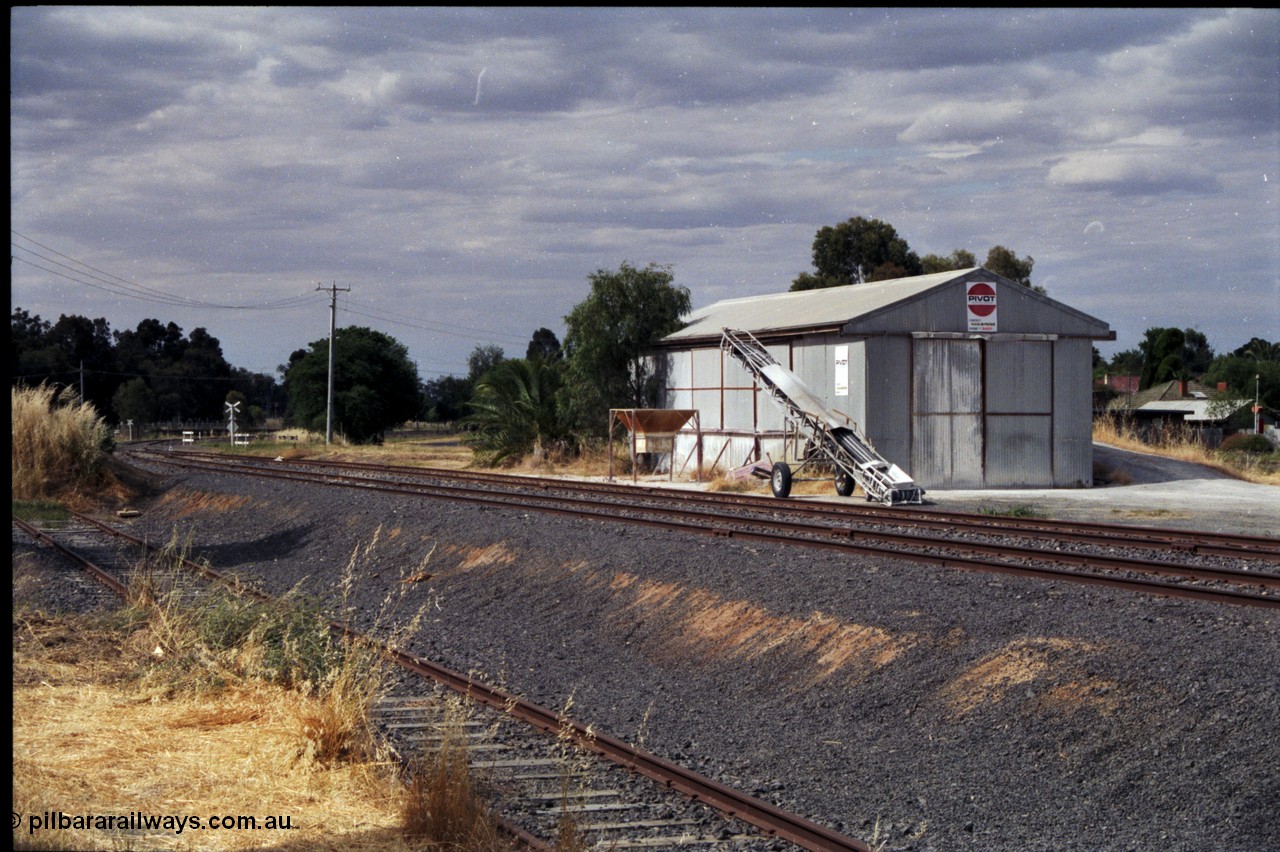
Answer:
[[10, 7, 1280, 381]]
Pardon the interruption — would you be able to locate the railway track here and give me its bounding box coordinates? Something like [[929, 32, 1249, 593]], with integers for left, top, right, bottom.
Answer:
[[13, 512, 871, 851], [132, 448, 1280, 609]]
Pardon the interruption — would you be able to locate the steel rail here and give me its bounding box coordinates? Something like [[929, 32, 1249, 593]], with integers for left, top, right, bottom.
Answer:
[[156, 449, 1280, 561], [68, 510, 869, 852], [143, 453, 1280, 608], [25, 513, 550, 851], [14, 516, 130, 597]]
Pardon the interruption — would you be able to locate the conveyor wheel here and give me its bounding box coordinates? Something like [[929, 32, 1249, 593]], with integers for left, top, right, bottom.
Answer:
[[770, 462, 793, 498], [834, 470, 855, 497]]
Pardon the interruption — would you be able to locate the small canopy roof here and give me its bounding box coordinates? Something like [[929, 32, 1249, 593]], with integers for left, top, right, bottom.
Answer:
[[610, 408, 699, 435]]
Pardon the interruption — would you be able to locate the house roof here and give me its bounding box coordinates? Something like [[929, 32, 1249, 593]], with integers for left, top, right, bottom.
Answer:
[[1136, 399, 1249, 422], [657, 267, 1112, 346], [1108, 379, 1217, 411], [1108, 379, 1249, 422], [1097, 374, 1141, 394]]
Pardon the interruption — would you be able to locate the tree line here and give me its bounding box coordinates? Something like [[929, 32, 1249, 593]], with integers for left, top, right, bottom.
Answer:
[[1099, 329, 1280, 417], [10, 260, 690, 454], [11, 310, 278, 427], [789, 215, 1038, 293]]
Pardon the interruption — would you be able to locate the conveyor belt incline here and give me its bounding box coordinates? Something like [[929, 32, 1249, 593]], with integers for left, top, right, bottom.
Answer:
[[721, 328, 924, 505]]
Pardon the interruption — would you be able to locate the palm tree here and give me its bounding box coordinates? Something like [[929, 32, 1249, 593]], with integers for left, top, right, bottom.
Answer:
[[463, 358, 573, 465]]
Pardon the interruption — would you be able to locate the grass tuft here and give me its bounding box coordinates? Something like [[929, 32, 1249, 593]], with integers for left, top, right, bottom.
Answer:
[[978, 504, 1047, 519], [12, 384, 111, 501], [400, 697, 509, 849]]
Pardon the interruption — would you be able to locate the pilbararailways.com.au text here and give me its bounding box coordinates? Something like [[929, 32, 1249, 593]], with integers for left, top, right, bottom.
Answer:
[[17, 810, 296, 835]]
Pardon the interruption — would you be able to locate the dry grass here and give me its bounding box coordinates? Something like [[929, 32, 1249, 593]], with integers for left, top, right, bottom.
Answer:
[[11, 525, 513, 851], [12, 384, 110, 501], [236, 433, 477, 471], [11, 594, 412, 851], [1093, 416, 1280, 486], [13, 673, 413, 851], [704, 473, 762, 493], [399, 697, 510, 850], [937, 638, 1123, 720]]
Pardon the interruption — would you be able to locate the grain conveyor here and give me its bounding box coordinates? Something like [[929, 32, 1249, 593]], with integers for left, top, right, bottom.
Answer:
[[721, 327, 924, 505]]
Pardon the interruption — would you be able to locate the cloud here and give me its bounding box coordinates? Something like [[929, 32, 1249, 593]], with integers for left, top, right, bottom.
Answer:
[[1047, 149, 1218, 195], [8, 8, 1278, 376]]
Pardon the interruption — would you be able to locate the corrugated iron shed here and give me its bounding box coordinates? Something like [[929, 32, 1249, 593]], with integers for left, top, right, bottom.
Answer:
[[654, 268, 1114, 491]]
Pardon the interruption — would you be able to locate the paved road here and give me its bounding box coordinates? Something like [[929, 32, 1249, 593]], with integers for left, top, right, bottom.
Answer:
[[924, 442, 1280, 536]]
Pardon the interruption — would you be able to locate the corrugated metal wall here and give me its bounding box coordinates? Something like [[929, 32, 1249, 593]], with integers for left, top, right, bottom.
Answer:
[[661, 326, 1095, 488], [1053, 338, 1094, 486], [864, 336, 912, 472], [911, 339, 984, 488], [985, 340, 1053, 487]]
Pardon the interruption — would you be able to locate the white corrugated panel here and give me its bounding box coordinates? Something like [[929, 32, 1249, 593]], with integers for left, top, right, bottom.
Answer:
[[664, 351, 693, 410]]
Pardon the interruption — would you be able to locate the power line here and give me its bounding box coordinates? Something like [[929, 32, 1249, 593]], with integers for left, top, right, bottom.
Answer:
[[342, 299, 530, 346], [11, 230, 319, 311], [12, 366, 277, 383]]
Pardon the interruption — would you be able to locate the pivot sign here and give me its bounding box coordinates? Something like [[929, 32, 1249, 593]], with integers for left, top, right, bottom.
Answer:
[[966, 282, 998, 332]]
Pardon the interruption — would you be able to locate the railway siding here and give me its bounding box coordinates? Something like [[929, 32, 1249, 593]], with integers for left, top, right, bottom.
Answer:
[[120, 453, 1280, 851]]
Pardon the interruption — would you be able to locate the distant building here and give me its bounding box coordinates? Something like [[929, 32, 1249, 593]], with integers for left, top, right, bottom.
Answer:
[[652, 268, 1114, 490], [1097, 374, 1141, 394], [1106, 379, 1251, 444]]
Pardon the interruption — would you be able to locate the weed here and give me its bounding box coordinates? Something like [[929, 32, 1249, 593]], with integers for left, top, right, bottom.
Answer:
[[400, 696, 508, 849], [1092, 460, 1133, 486], [978, 505, 1046, 519], [704, 474, 761, 493]]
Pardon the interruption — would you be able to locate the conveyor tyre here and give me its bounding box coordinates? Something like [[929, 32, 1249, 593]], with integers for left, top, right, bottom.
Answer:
[[834, 470, 855, 497], [771, 462, 793, 498]]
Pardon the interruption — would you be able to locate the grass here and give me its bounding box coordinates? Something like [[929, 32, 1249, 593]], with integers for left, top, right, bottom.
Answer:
[[12, 498, 73, 524], [11, 524, 519, 850], [400, 697, 510, 850], [978, 505, 1047, 519], [12, 384, 110, 501], [1093, 416, 1280, 486], [12, 576, 409, 850]]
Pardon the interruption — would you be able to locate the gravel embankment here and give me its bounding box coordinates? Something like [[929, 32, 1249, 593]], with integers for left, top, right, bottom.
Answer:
[[107, 462, 1280, 851]]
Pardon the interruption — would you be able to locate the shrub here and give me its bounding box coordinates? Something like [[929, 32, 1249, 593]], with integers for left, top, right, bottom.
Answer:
[[12, 384, 111, 500], [1219, 433, 1274, 454]]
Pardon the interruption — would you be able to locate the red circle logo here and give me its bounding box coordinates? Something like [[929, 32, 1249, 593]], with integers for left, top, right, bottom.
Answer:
[[967, 282, 996, 317]]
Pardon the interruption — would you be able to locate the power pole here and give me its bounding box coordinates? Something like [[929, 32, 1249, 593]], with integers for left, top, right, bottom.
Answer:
[[316, 282, 351, 444]]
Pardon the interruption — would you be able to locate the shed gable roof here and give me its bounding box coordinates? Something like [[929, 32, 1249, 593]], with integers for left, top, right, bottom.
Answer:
[[659, 268, 1112, 346]]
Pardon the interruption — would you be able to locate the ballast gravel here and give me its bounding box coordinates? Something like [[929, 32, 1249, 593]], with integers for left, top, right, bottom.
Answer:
[[109, 463, 1280, 851]]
